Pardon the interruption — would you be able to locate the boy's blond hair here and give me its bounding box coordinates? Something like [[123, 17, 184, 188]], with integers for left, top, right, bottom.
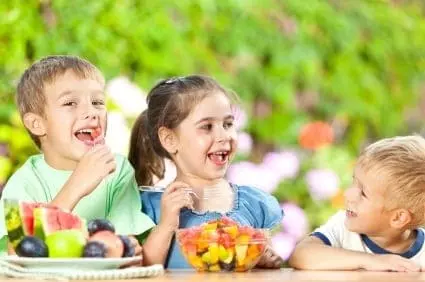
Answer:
[[16, 55, 105, 148], [357, 135, 425, 228]]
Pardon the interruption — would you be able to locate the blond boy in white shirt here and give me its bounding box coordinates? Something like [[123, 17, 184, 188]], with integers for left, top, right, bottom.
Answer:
[[289, 135, 425, 272]]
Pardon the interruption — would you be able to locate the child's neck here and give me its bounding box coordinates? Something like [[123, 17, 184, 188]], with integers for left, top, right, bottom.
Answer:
[[43, 153, 77, 171], [174, 175, 226, 190], [367, 229, 417, 254], [174, 176, 233, 213]]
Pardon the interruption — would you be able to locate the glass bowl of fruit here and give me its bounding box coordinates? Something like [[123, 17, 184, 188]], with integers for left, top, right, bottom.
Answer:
[[176, 217, 269, 272]]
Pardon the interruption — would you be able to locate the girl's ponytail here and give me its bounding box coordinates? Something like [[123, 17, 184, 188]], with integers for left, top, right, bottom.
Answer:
[[128, 110, 164, 186]]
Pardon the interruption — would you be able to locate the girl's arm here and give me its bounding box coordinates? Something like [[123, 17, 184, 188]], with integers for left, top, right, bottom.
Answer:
[[141, 181, 194, 266], [140, 224, 175, 266]]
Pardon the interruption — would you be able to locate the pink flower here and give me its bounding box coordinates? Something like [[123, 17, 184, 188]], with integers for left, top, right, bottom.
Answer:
[[280, 202, 309, 240], [271, 232, 296, 261], [227, 161, 280, 193], [305, 168, 340, 201], [261, 151, 300, 181], [237, 132, 253, 155]]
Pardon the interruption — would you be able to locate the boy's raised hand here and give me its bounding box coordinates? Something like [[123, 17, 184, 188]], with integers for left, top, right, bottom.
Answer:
[[364, 254, 421, 272], [71, 144, 116, 196], [52, 144, 116, 211], [158, 181, 194, 233]]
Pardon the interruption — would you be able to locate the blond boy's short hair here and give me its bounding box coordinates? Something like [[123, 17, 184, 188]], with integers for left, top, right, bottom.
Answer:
[[16, 55, 104, 148], [357, 135, 425, 228]]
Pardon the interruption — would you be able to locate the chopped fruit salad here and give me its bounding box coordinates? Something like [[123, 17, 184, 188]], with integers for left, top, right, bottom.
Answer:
[[176, 217, 269, 272], [4, 200, 136, 259]]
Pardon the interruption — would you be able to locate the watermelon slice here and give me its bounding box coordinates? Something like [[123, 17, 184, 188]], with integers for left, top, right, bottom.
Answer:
[[33, 207, 87, 240], [3, 200, 86, 247], [3, 199, 53, 247]]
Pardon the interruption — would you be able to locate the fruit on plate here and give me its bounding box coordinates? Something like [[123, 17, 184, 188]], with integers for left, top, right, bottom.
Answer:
[[45, 230, 86, 258], [119, 235, 136, 257], [177, 216, 268, 272], [33, 207, 87, 240], [87, 219, 115, 236], [4, 200, 136, 259], [15, 236, 48, 258], [3, 199, 55, 247], [83, 241, 107, 258], [87, 230, 124, 258]]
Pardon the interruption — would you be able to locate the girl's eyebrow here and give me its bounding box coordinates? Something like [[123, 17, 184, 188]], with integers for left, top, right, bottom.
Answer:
[[195, 114, 234, 125]]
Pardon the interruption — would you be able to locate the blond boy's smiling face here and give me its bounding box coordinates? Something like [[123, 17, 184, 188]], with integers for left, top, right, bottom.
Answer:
[[344, 165, 394, 236], [34, 70, 107, 170]]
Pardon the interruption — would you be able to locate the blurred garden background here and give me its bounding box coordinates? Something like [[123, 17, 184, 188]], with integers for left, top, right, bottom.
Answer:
[[1, 0, 425, 260]]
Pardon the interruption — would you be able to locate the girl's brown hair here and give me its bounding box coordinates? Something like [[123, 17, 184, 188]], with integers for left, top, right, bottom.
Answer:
[[128, 75, 237, 186]]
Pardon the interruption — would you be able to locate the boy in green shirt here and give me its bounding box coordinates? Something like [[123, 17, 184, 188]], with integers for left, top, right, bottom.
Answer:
[[0, 56, 169, 265]]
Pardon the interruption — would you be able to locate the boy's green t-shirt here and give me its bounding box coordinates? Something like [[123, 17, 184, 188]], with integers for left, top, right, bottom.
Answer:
[[0, 154, 155, 253]]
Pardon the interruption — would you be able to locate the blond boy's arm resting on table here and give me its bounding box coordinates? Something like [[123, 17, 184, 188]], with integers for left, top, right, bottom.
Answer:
[[288, 236, 420, 272]]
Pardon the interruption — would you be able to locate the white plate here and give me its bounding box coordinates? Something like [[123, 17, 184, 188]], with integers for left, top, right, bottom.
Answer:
[[2, 256, 143, 272]]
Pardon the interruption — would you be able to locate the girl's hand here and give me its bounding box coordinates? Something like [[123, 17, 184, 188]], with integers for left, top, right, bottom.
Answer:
[[256, 245, 284, 269], [158, 181, 194, 233]]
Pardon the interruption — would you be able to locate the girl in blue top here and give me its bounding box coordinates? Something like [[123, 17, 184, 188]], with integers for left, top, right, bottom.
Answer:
[[129, 75, 284, 269]]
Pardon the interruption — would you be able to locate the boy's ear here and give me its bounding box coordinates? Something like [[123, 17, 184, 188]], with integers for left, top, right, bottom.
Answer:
[[158, 126, 178, 155], [390, 208, 412, 229], [23, 112, 46, 137]]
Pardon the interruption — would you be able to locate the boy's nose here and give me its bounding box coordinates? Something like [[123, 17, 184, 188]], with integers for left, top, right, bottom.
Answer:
[[81, 106, 99, 120]]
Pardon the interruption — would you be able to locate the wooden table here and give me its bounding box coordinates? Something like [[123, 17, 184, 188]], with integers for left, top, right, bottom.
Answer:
[[3, 269, 425, 282]]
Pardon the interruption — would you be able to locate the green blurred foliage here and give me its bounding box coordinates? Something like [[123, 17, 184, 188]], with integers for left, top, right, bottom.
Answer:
[[1, 0, 425, 230]]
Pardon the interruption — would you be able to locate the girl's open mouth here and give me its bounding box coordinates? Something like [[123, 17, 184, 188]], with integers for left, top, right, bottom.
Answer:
[[208, 151, 229, 166], [74, 127, 104, 146]]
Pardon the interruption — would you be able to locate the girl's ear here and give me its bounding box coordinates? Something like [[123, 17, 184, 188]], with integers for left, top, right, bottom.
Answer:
[[158, 126, 179, 155], [390, 208, 412, 229], [23, 112, 46, 137]]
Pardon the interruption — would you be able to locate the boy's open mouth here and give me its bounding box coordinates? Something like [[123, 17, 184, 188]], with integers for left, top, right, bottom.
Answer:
[[74, 127, 104, 146], [207, 151, 229, 166], [346, 209, 358, 218]]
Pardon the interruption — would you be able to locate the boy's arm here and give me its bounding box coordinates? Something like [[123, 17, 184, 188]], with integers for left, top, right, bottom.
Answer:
[[289, 235, 371, 270], [52, 145, 116, 211], [106, 156, 155, 236], [289, 235, 420, 272]]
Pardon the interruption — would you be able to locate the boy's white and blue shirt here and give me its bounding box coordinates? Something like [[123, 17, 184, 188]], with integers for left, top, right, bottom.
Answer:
[[141, 184, 284, 269], [312, 211, 425, 265]]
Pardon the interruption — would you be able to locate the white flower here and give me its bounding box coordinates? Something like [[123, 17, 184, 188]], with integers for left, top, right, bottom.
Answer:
[[106, 77, 147, 117], [105, 112, 130, 154], [305, 168, 340, 201]]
